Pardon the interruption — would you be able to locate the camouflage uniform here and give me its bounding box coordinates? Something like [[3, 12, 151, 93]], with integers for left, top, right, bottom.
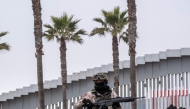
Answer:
[[74, 88, 123, 109]]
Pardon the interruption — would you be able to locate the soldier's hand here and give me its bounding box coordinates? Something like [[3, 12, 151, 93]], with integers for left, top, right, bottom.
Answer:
[[112, 102, 121, 107], [82, 99, 94, 108]]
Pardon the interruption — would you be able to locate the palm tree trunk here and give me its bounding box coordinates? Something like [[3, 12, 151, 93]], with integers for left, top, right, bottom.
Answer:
[[31, 0, 45, 109], [60, 38, 67, 109], [112, 36, 119, 95], [127, 0, 137, 109], [129, 49, 136, 109]]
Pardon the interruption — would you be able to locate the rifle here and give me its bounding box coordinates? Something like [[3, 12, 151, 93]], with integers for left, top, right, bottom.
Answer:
[[83, 96, 145, 109]]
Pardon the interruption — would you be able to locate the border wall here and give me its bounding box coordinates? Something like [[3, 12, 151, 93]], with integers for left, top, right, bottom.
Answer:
[[0, 48, 190, 109]]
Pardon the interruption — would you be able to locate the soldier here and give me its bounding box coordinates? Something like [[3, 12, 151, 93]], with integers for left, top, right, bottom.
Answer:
[[74, 73, 122, 109]]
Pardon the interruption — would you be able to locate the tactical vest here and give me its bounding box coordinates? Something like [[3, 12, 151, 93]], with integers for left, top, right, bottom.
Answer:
[[91, 89, 116, 109]]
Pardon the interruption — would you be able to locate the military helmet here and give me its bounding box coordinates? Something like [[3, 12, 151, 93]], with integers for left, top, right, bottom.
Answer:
[[92, 73, 108, 84]]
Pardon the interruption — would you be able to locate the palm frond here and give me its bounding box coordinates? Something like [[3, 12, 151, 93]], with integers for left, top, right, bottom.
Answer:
[[43, 33, 55, 41], [43, 25, 57, 41], [61, 13, 68, 24], [101, 10, 109, 17], [118, 17, 128, 31], [68, 19, 81, 32], [55, 35, 61, 43], [0, 32, 8, 38], [105, 14, 119, 27], [90, 28, 106, 36], [120, 10, 128, 19], [51, 16, 59, 24], [121, 17, 128, 24], [113, 6, 120, 16], [43, 24, 53, 29], [75, 29, 87, 35], [120, 36, 128, 44], [0, 43, 10, 51], [51, 15, 66, 30], [70, 35, 83, 44], [93, 18, 105, 26], [119, 32, 128, 44], [68, 15, 74, 23]]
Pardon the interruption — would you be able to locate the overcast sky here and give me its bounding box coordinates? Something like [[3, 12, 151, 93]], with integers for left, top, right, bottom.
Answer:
[[0, 0, 189, 95]]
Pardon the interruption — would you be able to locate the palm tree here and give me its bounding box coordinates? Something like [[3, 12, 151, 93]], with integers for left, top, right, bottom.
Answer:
[[43, 13, 87, 109], [31, 0, 45, 109], [90, 6, 128, 95], [127, 0, 138, 109], [0, 32, 10, 51]]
